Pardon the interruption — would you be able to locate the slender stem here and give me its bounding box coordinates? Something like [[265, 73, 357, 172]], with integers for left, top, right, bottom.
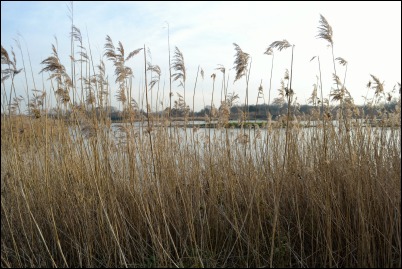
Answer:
[[267, 53, 274, 119], [317, 56, 327, 158], [271, 44, 294, 269], [283, 45, 294, 171], [211, 77, 215, 121], [144, 44, 156, 179], [245, 59, 252, 122], [343, 64, 348, 88], [192, 65, 200, 126], [225, 70, 230, 103], [331, 46, 343, 125], [166, 22, 172, 123]]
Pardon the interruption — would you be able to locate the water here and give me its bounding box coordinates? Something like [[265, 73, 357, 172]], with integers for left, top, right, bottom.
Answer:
[[65, 120, 401, 165]]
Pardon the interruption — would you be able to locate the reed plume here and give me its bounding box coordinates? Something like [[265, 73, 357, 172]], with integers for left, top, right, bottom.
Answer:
[[104, 35, 142, 116], [171, 46, 186, 85], [335, 57, 347, 66], [171, 46, 186, 121], [147, 63, 161, 90], [269, 39, 291, 51], [370, 74, 384, 96], [317, 14, 333, 46], [233, 43, 250, 82], [233, 43, 251, 123]]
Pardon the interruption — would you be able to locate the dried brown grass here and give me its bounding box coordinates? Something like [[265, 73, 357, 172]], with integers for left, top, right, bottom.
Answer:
[[1, 14, 401, 268]]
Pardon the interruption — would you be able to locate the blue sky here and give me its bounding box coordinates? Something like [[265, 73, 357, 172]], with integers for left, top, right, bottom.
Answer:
[[1, 1, 401, 112]]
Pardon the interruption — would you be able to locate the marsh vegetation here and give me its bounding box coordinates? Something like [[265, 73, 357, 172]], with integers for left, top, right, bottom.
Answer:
[[1, 8, 401, 268]]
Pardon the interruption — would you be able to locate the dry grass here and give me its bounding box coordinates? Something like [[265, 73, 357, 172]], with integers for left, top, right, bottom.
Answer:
[[1, 113, 400, 268], [1, 13, 401, 268]]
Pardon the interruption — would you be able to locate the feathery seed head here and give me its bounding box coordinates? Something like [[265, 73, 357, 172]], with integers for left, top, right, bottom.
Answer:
[[317, 14, 333, 46]]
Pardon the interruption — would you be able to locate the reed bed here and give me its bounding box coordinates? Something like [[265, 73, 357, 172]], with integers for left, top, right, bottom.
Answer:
[[1, 11, 401, 268], [1, 114, 400, 267]]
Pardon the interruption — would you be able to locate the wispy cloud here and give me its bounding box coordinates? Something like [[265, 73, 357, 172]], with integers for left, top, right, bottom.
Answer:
[[1, 1, 400, 112]]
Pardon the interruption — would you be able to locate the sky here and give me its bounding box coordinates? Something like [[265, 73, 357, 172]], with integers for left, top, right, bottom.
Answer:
[[1, 1, 401, 113]]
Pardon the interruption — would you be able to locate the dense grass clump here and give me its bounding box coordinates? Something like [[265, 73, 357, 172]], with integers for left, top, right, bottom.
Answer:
[[2, 113, 400, 267]]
